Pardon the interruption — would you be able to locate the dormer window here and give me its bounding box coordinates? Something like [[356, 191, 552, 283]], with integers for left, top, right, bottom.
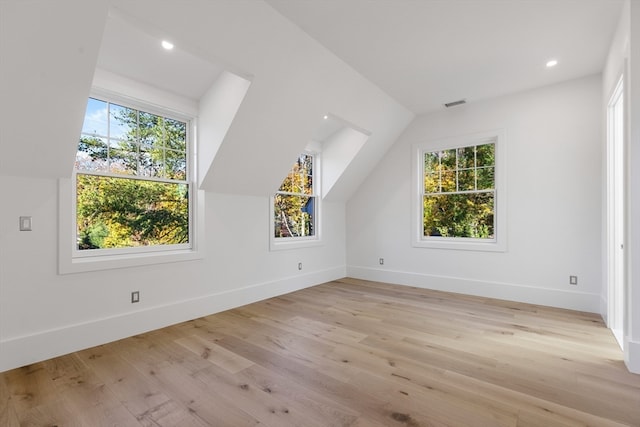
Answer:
[[270, 152, 322, 250]]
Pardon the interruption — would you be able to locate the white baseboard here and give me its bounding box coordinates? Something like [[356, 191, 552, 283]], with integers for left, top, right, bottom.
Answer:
[[347, 266, 601, 313], [625, 339, 640, 374], [0, 266, 345, 373], [600, 295, 609, 323]]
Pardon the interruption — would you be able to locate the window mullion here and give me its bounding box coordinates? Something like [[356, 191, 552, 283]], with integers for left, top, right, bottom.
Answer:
[[474, 145, 478, 190]]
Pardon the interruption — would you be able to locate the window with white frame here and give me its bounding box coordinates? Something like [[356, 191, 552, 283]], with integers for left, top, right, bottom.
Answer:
[[271, 153, 320, 247], [74, 96, 192, 254], [413, 130, 506, 251]]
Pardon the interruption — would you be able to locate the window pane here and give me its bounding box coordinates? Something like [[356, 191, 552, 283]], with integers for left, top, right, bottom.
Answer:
[[440, 149, 456, 170], [109, 144, 137, 175], [477, 167, 495, 190], [292, 170, 305, 194], [457, 146, 475, 169], [300, 153, 313, 175], [476, 143, 495, 167], [424, 172, 439, 193], [273, 194, 314, 238], [77, 136, 108, 172], [441, 170, 456, 192], [109, 104, 136, 140], [139, 148, 163, 177], [82, 98, 108, 136], [165, 149, 187, 180], [299, 154, 314, 194], [138, 111, 162, 148], [76, 174, 189, 250], [278, 155, 314, 195], [424, 152, 439, 172], [458, 169, 475, 191], [304, 174, 313, 195], [424, 192, 494, 239], [165, 118, 186, 151]]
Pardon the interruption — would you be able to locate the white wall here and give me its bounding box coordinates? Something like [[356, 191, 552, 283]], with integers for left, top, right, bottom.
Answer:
[[347, 75, 603, 312], [322, 127, 369, 199], [0, 175, 345, 371]]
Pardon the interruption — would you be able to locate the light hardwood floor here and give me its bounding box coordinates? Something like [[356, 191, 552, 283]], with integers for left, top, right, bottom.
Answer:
[[1, 278, 639, 426]]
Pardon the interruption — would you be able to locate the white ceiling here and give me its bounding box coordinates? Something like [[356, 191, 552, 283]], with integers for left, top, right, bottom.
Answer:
[[97, 12, 223, 101], [96, 1, 624, 116], [265, 0, 624, 114]]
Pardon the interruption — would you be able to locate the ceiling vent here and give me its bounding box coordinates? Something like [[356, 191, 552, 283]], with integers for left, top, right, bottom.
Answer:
[[444, 99, 466, 108]]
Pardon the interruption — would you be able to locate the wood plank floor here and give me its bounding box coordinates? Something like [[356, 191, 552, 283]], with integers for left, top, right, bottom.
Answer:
[[1, 278, 639, 426]]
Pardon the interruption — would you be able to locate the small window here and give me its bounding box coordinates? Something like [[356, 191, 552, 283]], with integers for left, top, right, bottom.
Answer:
[[270, 153, 321, 250], [413, 130, 506, 251], [75, 97, 191, 254]]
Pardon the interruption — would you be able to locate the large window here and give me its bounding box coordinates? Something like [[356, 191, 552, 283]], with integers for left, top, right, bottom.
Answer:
[[271, 153, 320, 249], [74, 97, 191, 253], [423, 142, 495, 238], [413, 130, 506, 251]]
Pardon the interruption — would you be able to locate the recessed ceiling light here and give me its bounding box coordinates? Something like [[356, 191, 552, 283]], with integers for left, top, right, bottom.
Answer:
[[323, 115, 328, 120], [546, 59, 558, 68], [161, 40, 174, 50]]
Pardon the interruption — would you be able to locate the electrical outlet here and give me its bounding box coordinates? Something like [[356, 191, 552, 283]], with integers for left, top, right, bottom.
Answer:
[[131, 291, 140, 303], [298, 262, 303, 271], [569, 276, 578, 285], [379, 258, 384, 265]]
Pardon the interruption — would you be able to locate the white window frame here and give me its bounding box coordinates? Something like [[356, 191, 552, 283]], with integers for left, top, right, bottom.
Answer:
[[412, 129, 506, 252], [269, 151, 322, 251], [59, 88, 204, 274]]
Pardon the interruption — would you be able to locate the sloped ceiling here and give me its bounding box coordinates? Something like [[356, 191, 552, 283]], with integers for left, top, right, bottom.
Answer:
[[0, 0, 414, 203], [97, 10, 224, 101], [0, 0, 109, 178], [4, 1, 619, 201], [106, 0, 413, 199], [266, 0, 624, 115]]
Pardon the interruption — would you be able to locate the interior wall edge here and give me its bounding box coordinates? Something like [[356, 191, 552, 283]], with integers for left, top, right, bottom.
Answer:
[[0, 265, 346, 373]]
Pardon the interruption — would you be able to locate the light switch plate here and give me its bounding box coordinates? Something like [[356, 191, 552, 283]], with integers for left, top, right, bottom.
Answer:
[[19, 216, 32, 231]]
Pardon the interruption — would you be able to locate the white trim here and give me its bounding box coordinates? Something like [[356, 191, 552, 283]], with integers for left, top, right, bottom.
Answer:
[[0, 266, 345, 372], [347, 265, 600, 313], [412, 129, 507, 252], [606, 73, 625, 348]]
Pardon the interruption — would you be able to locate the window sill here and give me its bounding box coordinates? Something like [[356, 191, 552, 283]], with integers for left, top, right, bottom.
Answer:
[[269, 237, 323, 251], [413, 237, 506, 252], [59, 249, 204, 274]]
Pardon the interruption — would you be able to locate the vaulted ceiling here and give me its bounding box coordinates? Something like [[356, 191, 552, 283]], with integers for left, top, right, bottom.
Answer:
[[0, 0, 624, 201], [266, 0, 624, 114]]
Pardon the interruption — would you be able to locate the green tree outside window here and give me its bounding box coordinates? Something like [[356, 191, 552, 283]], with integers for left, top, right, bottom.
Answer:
[[75, 98, 190, 250], [423, 142, 495, 239]]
